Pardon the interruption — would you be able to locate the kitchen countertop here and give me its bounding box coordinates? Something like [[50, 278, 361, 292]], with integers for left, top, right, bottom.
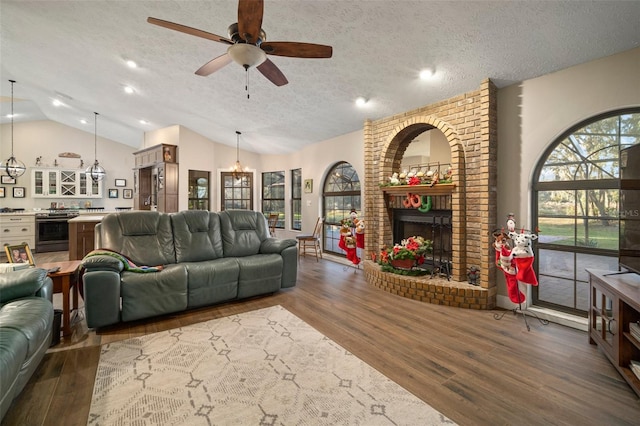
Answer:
[[68, 215, 106, 222]]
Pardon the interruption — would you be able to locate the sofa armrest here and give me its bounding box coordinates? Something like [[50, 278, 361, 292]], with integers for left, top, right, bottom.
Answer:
[[81, 254, 125, 273], [260, 238, 297, 254], [0, 268, 50, 303]]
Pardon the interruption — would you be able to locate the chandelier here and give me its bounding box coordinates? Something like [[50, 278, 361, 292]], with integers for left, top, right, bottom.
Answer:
[[85, 112, 105, 182], [231, 130, 244, 180], [2, 80, 26, 178]]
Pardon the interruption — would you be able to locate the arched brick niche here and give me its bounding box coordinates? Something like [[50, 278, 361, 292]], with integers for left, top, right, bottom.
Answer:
[[363, 79, 498, 309]]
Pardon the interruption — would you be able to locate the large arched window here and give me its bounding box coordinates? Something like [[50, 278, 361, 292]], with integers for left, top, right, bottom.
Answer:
[[322, 162, 361, 255], [533, 109, 640, 316]]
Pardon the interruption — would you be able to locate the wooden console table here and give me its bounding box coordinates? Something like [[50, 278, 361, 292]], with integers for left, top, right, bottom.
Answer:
[[40, 260, 82, 337], [587, 269, 640, 397]]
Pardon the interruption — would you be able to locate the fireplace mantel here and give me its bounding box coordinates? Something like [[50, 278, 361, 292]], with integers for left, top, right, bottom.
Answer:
[[380, 183, 455, 196]]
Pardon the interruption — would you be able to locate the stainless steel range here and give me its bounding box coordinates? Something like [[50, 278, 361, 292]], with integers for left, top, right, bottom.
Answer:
[[35, 210, 80, 252]]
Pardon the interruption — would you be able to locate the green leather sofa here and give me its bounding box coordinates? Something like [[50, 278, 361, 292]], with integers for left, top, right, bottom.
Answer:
[[81, 210, 298, 328], [0, 268, 54, 421]]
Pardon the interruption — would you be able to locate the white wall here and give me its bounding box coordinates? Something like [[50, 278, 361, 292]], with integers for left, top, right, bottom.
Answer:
[[0, 120, 136, 210], [496, 46, 640, 307]]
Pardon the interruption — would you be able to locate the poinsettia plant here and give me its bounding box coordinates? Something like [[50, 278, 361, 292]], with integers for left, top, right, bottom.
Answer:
[[379, 236, 432, 264]]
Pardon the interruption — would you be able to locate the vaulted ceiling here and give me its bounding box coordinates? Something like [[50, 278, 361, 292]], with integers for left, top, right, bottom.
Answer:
[[1, 1, 639, 154]]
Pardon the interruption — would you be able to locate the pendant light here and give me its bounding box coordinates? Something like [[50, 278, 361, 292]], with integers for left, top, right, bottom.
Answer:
[[231, 130, 244, 180], [2, 80, 26, 178], [85, 112, 105, 182]]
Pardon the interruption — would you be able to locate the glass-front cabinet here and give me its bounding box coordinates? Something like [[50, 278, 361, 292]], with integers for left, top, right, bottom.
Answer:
[[31, 168, 103, 198]]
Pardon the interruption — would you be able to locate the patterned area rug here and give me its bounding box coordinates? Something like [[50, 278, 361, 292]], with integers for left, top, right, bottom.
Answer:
[[88, 305, 455, 425]]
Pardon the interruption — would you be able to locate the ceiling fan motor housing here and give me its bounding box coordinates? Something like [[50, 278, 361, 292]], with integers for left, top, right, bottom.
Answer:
[[227, 23, 266, 45]]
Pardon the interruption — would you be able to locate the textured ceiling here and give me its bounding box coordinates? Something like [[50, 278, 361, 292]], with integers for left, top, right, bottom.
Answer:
[[1, 0, 639, 154]]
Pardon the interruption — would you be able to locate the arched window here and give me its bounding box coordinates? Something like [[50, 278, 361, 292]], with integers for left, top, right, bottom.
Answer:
[[322, 162, 361, 255], [533, 109, 640, 316]]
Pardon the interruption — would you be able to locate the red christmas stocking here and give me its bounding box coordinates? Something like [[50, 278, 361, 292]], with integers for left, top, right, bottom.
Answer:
[[504, 270, 525, 303], [356, 233, 365, 249], [514, 256, 538, 286], [346, 247, 360, 265]]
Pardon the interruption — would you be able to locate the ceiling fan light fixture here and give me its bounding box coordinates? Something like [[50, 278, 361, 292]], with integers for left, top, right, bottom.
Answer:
[[3, 80, 26, 178], [227, 44, 267, 69]]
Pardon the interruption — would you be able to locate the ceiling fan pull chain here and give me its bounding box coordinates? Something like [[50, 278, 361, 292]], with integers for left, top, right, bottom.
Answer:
[[246, 69, 250, 99]]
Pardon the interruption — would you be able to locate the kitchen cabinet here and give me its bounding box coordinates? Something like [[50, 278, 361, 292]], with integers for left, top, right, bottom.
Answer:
[[132, 144, 178, 212], [68, 215, 103, 260], [588, 269, 640, 397], [0, 214, 36, 250], [31, 168, 103, 198]]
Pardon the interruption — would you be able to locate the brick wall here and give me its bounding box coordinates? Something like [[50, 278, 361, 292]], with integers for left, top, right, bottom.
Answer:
[[363, 79, 497, 309]]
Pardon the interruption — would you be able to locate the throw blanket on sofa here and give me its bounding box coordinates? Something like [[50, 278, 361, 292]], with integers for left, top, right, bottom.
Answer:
[[78, 249, 164, 299], [84, 249, 165, 272]]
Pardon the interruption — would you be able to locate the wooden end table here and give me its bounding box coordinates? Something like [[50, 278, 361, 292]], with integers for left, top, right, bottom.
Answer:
[[39, 260, 82, 337]]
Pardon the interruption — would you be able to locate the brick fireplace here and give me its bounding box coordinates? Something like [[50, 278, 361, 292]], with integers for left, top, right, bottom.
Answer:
[[363, 79, 498, 309]]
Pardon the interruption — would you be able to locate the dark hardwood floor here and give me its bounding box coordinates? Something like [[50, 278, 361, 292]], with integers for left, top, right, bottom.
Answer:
[[3, 253, 640, 425]]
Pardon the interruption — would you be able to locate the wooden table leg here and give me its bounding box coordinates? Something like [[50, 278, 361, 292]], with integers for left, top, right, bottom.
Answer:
[[61, 275, 71, 337]]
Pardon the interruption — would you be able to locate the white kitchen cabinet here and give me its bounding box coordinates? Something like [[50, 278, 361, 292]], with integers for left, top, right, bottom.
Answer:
[[0, 214, 36, 250], [31, 168, 102, 198]]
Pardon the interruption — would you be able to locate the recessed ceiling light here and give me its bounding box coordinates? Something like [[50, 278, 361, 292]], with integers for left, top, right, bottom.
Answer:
[[52, 99, 63, 107], [124, 86, 135, 94], [139, 119, 148, 125], [419, 68, 435, 80], [80, 119, 88, 124], [355, 97, 368, 107], [6, 113, 15, 119], [126, 60, 138, 68]]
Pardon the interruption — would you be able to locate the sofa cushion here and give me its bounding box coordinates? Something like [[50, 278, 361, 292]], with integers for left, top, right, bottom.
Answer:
[[219, 210, 269, 257], [0, 298, 53, 359], [100, 211, 176, 266], [172, 211, 224, 262], [183, 258, 240, 308], [120, 264, 188, 322], [236, 254, 283, 298]]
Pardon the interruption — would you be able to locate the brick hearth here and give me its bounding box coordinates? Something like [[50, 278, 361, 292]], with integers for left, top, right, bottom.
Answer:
[[363, 79, 498, 309]]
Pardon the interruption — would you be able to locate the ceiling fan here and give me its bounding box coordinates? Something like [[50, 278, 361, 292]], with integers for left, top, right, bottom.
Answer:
[[147, 0, 333, 87]]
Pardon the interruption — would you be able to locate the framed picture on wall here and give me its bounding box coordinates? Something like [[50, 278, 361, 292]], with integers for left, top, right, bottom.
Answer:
[[304, 179, 313, 193], [115, 179, 126, 187], [123, 189, 133, 199], [1, 175, 16, 184], [108, 189, 118, 198], [0, 187, 4, 198], [13, 187, 25, 198]]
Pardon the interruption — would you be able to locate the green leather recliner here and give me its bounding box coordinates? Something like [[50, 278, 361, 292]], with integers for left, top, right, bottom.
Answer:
[[82, 210, 298, 328], [0, 268, 54, 422]]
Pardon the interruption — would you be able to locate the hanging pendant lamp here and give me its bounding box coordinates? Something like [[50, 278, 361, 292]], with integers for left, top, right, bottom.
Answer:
[[2, 80, 26, 178], [85, 112, 105, 182], [231, 130, 243, 180]]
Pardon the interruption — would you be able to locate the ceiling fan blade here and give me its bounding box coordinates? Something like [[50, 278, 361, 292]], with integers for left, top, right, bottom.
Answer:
[[257, 59, 288, 86], [147, 17, 232, 45], [237, 0, 264, 44], [195, 53, 233, 76], [260, 42, 333, 58]]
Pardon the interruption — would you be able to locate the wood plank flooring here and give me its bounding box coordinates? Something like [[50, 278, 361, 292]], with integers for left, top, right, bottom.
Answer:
[[2, 253, 640, 425]]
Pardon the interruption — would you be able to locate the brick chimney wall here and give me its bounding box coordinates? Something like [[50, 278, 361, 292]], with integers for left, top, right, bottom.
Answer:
[[363, 79, 498, 309]]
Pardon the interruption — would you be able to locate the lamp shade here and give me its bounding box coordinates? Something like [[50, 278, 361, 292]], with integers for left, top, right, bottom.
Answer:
[[227, 44, 267, 68]]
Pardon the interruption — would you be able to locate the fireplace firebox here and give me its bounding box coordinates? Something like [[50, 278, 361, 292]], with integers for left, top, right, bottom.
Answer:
[[393, 209, 452, 278]]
